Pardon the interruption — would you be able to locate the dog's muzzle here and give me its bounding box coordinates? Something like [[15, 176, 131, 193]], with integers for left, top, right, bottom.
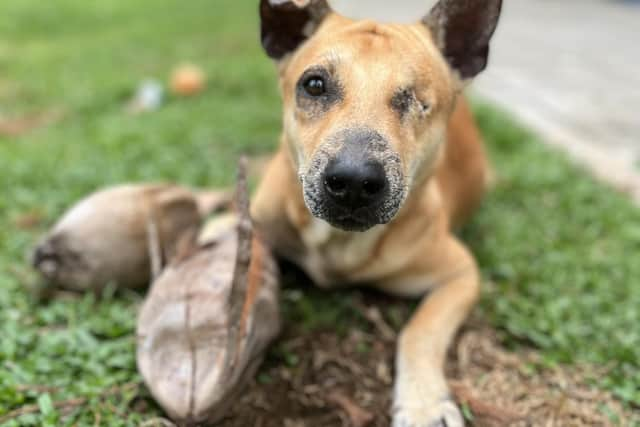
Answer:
[[302, 128, 406, 232]]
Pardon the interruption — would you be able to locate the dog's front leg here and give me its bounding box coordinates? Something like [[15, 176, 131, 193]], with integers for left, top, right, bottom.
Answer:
[[385, 237, 479, 427]]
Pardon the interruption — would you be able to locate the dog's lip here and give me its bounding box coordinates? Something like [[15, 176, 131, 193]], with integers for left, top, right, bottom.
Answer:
[[326, 212, 379, 231], [333, 208, 376, 222]]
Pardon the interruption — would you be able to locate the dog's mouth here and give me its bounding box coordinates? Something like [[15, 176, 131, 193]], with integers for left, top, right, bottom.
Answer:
[[303, 190, 403, 232], [323, 208, 382, 232], [332, 217, 368, 231]]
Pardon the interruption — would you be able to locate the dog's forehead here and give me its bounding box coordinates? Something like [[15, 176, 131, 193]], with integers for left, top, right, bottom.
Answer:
[[289, 15, 446, 87]]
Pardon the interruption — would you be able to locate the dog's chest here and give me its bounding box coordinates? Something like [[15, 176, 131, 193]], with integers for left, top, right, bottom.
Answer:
[[297, 218, 386, 286]]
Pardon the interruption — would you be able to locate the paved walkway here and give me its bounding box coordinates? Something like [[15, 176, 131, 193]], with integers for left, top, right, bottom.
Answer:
[[473, 0, 640, 203]]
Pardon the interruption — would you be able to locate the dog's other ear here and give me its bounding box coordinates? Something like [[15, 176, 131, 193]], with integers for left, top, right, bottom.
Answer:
[[260, 0, 330, 60], [423, 0, 502, 79]]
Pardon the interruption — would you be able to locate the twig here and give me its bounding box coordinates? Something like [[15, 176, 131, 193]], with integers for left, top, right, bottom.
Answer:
[[449, 380, 527, 424], [93, 408, 101, 427], [0, 381, 141, 424], [14, 384, 61, 394], [0, 397, 86, 424], [139, 417, 177, 427], [354, 301, 396, 342], [327, 390, 374, 427]]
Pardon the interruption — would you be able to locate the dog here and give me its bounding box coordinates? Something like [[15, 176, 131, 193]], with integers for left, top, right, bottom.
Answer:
[[252, 1, 502, 425]]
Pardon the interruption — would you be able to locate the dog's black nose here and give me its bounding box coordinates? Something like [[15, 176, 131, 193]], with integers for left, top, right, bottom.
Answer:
[[323, 159, 387, 208]]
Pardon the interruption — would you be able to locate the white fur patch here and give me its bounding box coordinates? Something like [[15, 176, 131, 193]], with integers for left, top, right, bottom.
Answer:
[[300, 216, 334, 247], [300, 217, 387, 285]]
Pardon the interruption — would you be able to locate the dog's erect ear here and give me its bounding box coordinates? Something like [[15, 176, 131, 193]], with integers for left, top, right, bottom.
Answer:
[[260, 0, 331, 60], [423, 0, 502, 79]]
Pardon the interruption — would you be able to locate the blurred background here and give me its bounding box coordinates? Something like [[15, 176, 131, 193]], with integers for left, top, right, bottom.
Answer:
[[0, 0, 638, 425]]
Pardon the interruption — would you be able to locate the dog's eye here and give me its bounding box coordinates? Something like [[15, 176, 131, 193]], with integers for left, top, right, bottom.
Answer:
[[303, 76, 326, 97]]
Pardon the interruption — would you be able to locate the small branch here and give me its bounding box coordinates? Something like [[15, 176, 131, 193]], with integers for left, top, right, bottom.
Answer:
[[139, 417, 177, 427], [449, 380, 527, 424], [327, 390, 374, 427], [0, 382, 141, 424], [0, 397, 86, 423], [354, 301, 396, 342], [14, 384, 61, 394]]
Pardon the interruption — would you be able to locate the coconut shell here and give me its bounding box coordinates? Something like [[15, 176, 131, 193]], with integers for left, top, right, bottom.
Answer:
[[32, 184, 230, 291], [136, 160, 281, 424]]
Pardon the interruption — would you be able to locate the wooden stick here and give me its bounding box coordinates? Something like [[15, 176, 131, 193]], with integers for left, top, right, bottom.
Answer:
[[226, 156, 253, 370]]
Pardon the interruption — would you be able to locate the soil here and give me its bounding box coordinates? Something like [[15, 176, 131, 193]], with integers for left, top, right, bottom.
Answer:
[[217, 292, 633, 427]]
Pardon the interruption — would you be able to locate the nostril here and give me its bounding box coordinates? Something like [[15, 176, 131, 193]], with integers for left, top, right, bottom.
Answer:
[[325, 175, 347, 195], [323, 158, 388, 204], [362, 179, 385, 197]]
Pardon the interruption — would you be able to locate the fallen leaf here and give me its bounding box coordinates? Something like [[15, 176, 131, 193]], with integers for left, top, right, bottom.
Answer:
[[327, 390, 374, 427], [0, 110, 63, 137], [14, 209, 45, 230]]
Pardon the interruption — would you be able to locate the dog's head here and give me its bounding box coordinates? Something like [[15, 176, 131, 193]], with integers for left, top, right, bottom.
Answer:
[[260, 0, 502, 231]]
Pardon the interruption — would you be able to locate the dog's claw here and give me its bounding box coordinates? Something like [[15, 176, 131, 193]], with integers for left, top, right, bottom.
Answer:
[[392, 398, 464, 427]]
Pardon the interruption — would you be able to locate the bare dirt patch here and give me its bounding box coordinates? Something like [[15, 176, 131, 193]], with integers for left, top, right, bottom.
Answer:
[[218, 294, 633, 427]]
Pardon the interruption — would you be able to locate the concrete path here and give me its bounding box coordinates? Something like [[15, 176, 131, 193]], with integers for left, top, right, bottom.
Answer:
[[473, 0, 640, 202]]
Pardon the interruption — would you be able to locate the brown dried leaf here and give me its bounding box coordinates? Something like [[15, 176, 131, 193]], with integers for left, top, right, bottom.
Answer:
[[327, 390, 374, 427], [0, 110, 63, 137]]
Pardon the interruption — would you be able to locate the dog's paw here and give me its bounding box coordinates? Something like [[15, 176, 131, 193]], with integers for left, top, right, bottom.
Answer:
[[392, 398, 464, 427]]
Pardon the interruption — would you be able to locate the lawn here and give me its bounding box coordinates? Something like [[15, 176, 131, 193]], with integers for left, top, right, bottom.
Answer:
[[0, 0, 639, 425]]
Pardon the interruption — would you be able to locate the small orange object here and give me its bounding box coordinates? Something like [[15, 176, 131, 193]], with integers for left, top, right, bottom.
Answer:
[[170, 64, 206, 96]]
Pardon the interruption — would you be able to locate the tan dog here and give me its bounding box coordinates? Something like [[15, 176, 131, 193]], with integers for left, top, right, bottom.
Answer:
[[252, 1, 502, 426]]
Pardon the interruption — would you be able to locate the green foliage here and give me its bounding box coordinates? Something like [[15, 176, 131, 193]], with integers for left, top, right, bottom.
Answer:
[[467, 101, 640, 406]]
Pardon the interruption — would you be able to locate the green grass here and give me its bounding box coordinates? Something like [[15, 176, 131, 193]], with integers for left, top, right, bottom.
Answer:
[[0, 0, 638, 425], [468, 104, 640, 406]]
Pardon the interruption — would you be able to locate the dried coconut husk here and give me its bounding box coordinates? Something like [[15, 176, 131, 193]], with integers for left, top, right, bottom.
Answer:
[[32, 183, 230, 292], [136, 158, 281, 425]]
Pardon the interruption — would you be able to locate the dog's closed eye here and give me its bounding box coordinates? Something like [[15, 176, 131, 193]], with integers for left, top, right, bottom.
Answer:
[[390, 87, 430, 119], [390, 88, 414, 116]]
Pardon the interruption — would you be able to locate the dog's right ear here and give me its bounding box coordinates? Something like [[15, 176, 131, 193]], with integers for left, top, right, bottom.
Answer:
[[423, 0, 502, 80], [260, 0, 330, 60]]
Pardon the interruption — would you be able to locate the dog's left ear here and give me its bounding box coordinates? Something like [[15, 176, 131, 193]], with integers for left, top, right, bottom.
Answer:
[[423, 0, 502, 80], [260, 0, 330, 60]]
